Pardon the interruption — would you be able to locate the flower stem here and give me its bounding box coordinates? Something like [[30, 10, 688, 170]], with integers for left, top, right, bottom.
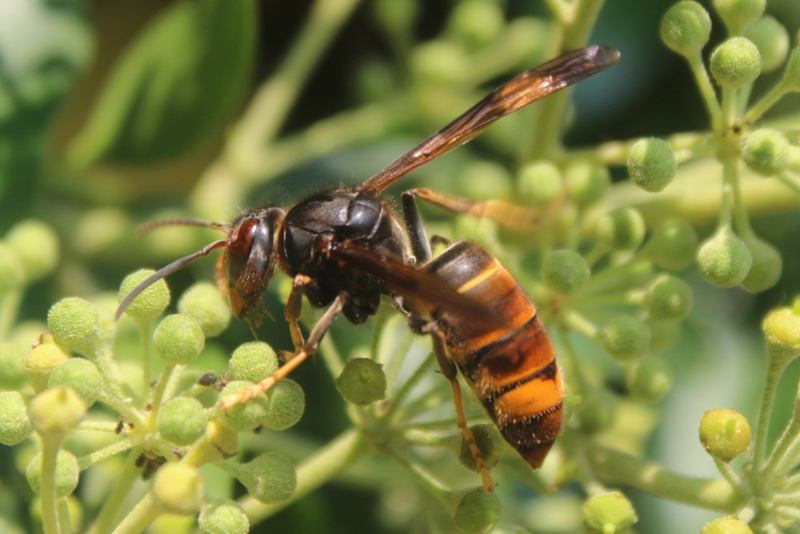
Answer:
[[139, 322, 152, 402], [110, 493, 161, 534], [40, 436, 64, 534], [78, 437, 140, 470], [743, 80, 789, 126], [751, 344, 795, 473], [687, 53, 722, 131], [88, 447, 145, 534], [384, 352, 435, 422], [228, 0, 363, 182], [587, 443, 740, 511]]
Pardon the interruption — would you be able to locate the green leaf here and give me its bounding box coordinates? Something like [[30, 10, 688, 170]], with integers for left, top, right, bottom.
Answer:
[[68, 0, 256, 165]]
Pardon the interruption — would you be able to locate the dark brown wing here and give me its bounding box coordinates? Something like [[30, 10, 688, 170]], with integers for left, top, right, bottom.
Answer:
[[328, 241, 505, 328], [359, 45, 620, 195]]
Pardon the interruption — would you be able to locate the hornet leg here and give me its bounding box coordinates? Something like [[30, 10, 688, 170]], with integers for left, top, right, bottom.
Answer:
[[218, 292, 348, 410], [426, 322, 496, 492]]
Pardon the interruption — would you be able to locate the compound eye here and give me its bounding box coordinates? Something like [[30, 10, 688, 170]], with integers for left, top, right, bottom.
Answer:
[[225, 218, 258, 283]]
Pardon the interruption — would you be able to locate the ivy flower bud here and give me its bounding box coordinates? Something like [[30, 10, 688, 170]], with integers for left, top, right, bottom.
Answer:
[[0, 391, 33, 445], [700, 516, 753, 534], [699, 408, 751, 462], [228, 342, 279, 383], [153, 463, 205, 515], [518, 161, 562, 206], [153, 314, 205, 366], [625, 355, 674, 403], [30, 387, 87, 436], [219, 381, 269, 432], [459, 424, 504, 471], [462, 162, 513, 201], [5, 220, 59, 283], [740, 234, 782, 293], [712, 0, 765, 35], [410, 40, 468, 85], [576, 387, 616, 434], [448, 0, 504, 49], [600, 315, 651, 362], [583, 492, 637, 534], [763, 304, 800, 367], [221, 453, 297, 504], [118, 269, 170, 325], [541, 250, 590, 295], [648, 221, 698, 272], [697, 227, 752, 287], [178, 282, 231, 338], [627, 138, 677, 193], [0, 243, 24, 297], [597, 207, 646, 251], [262, 379, 305, 431], [710, 37, 762, 89], [26, 450, 80, 497], [159, 397, 207, 446], [48, 358, 102, 407], [24, 342, 70, 393], [564, 162, 609, 208], [335, 358, 387, 405], [784, 47, 800, 91], [660, 2, 712, 58], [745, 16, 790, 73], [454, 489, 501, 534], [0, 341, 28, 390], [742, 128, 790, 176], [199, 500, 249, 534], [47, 297, 99, 356], [646, 274, 693, 322]]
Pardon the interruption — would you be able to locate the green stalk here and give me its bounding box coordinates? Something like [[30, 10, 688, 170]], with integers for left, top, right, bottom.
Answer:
[[587, 444, 741, 511], [384, 353, 435, 422], [78, 437, 140, 470], [139, 322, 152, 401], [110, 493, 161, 534], [529, 0, 606, 161], [89, 447, 145, 534], [687, 53, 722, 131], [147, 362, 176, 429], [742, 80, 790, 126], [40, 436, 64, 534], [751, 343, 796, 472], [228, 0, 363, 182], [242, 429, 370, 524]]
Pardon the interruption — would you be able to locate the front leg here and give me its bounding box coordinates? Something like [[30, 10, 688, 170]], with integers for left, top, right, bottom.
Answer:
[[218, 292, 348, 410], [285, 274, 314, 356]]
